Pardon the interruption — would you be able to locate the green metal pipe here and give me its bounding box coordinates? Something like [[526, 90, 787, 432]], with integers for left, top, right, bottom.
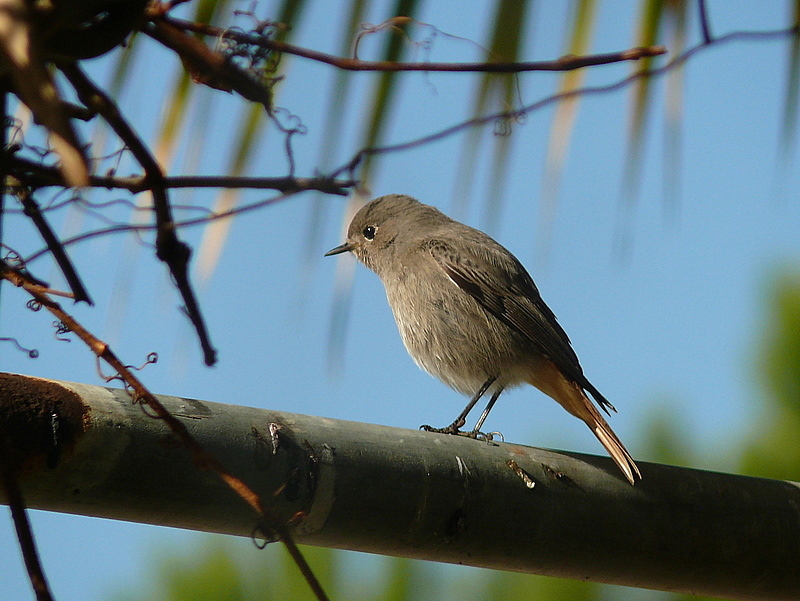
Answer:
[[0, 372, 798, 600]]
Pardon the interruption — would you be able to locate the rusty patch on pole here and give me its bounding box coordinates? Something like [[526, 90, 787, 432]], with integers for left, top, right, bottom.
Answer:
[[0, 373, 90, 474]]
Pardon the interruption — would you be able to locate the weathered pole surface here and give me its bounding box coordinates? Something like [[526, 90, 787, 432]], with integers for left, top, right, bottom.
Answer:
[[0, 372, 798, 600]]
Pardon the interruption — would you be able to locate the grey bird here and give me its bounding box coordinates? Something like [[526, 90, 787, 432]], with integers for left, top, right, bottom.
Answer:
[[326, 194, 641, 485]]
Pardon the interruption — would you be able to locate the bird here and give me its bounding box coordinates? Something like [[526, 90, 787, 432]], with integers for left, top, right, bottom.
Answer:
[[326, 194, 641, 485]]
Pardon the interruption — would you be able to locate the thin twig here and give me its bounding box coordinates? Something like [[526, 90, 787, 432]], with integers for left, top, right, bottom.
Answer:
[[160, 13, 667, 73], [1, 85, 6, 314], [7, 155, 355, 195], [60, 63, 218, 366], [0, 429, 56, 601], [143, 19, 274, 108], [698, 0, 713, 45], [22, 190, 301, 264], [143, 15, 306, 170], [0, 85, 56, 601], [0, 259, 331, 601], [163, 0, 192, 9], [10, 179, 93, 305], [329, 26, 800, 178]]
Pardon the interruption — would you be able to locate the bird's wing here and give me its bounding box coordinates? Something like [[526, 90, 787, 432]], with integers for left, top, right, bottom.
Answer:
[[426, 237, 616, 414]]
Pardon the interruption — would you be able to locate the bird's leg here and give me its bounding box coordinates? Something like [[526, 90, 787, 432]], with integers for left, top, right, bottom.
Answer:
[[465, 386, 505, 439], [420, 376, 496, 435]]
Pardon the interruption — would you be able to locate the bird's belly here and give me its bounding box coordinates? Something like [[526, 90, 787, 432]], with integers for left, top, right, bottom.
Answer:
[[387, 286, 530, 395]]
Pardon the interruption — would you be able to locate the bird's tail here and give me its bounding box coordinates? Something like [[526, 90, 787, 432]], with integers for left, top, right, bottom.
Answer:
[[586, 406, 641, 485], [569, 391, 641, 485], [526, 364, 641, 485]]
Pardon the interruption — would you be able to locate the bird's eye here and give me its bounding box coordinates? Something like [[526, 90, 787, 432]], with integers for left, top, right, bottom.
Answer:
[[362, 225, 377, 240]]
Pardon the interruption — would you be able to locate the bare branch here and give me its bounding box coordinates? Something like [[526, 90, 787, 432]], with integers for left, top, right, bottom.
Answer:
[[698, 0, 713, 45], [0, 429, 55, 601], [7, 154, 355, 195], [0, 260, 331, 601], [143, 17, 274, 108], [159, 13, 667, 73], [0, 0, 90, 187], [9, 179, 93, 305], [330, 26, 800, 178], [22, 190, 307, 264], [60, 63, 217, 367]]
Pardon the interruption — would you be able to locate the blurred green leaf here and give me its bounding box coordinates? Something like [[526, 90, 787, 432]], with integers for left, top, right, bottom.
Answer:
[[381, 557, 428, 601], [196, 0, 309, 281], [759, 272, 800, 413], [739, 271, 800, 481], [154, 0, 230, 168], [538, 0, 596, 259], [159, 544, 246, 601], [778, 0, 800, 180], [451, 0, 530, 220], [265, 545, 338, 601], [740, 406, 800, 480], [625, 0, 665, 182], [662, 0, 688, 219], [486, 568, 600, 601], [304, 0, 368, 268], [639, 400, 697, 468], [615, 0, 666, 257], [358, 0, 421, 184]]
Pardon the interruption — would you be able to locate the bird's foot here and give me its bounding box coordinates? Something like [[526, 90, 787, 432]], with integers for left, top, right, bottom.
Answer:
[[419, 422, 504, 443], [419, 418, 465, 435], [457, 430, 505, 442]]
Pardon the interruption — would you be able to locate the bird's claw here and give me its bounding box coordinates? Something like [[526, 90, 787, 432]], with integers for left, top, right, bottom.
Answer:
[[420, 424, 504, 443], [419, 423, 463, 435], [458, 430, 504, 442]]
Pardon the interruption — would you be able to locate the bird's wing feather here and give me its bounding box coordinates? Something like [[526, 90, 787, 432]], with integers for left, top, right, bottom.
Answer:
[[426, 237, 616, 414]]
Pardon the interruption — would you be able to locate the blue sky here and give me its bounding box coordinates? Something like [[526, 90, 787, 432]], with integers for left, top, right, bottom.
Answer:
[[2, 2, 800, 600]]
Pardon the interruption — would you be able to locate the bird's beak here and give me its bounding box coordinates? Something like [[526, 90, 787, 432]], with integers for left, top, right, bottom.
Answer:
[[324, 242, 355, 256]]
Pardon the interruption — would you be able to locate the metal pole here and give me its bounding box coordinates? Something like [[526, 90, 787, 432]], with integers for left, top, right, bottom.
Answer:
[[0, 372, 798, 600]]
